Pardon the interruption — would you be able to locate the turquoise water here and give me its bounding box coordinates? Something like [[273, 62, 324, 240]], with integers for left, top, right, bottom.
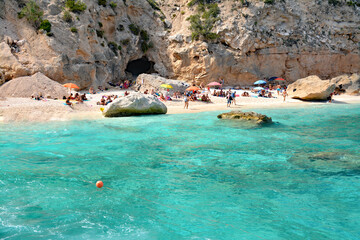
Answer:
[[1, 104, 360, 240]]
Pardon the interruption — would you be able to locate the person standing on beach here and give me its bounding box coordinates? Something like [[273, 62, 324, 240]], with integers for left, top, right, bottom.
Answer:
[[277, 84, 281, 96], [231, 91, 236, 105], [282, 89, 288, 102], [227, 91, 232, 107], [328, 92, 334, 103], [184, 93, 189, 109]]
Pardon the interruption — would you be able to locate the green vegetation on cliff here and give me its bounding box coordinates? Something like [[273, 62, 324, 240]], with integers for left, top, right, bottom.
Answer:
[[39, 19, 51, 32], [187, 3, 220, 41], [110, 1, 117, 9], [147, 0, 161, 11], [98, 0, 107, 7], [140, 29, 153, 53], [140, 30, 149, 41], [129, 24, 140, 35], [18, 1, 52, 34], [327, 0, 360, 6], [63, 10, 72, 23], [70, 27, 78, 33], [108, 42, 118, 55], [121, 39, 130, 45], [65, 0, 87, 13], [96, 30, 104, 38], [128, 24, 152, 53], [141, 41, 153, 53], [18, 0, 43, 28], [264, 0, 274, 4]]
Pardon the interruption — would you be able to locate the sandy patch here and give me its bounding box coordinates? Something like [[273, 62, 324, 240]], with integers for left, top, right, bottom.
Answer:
[[0, 89, 359, 122]]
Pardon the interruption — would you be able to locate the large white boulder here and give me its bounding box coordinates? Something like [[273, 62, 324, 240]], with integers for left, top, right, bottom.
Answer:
[[103, 92, 167, 117], [287, 75, 336, 101]]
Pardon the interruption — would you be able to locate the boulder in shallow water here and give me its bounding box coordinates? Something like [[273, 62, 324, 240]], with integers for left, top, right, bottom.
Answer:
[[217, 111, 272, 125], [287, 75, 336, 101], [103, 92, 167, 117]]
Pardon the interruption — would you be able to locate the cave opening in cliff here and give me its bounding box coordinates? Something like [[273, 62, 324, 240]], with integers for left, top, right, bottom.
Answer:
[[125, 57, 156, 76]]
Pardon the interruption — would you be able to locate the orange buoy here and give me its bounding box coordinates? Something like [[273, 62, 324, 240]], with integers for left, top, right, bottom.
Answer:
[[96, 181, 103, 188]]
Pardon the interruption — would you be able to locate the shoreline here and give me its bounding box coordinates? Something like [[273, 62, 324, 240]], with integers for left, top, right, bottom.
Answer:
[[0, 91, 359, 123]]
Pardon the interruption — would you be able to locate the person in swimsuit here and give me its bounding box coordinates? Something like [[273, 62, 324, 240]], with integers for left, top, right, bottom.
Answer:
[[184, 93, 189, 109], [277, 84, 281, 96], [65, 97, 72, 106], [282, 89, 288, 102]]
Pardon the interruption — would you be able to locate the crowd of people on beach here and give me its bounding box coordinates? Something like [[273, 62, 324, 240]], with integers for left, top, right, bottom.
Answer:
[[64, 93, 88, 106], [39, 75, 341, 111], [24, 69, 346, 114]]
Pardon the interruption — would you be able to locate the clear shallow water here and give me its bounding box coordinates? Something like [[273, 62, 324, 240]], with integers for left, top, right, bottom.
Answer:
[[0, 104, 360, 240]]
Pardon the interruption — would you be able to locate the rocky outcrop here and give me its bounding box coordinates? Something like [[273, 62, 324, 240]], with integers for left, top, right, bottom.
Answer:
[[167, 0, 360, 85], [217, 111, 272, 126], [0, 42, 29, 80], [330, 73, 360, 95], [103, 92, 167, 117], [135, 73, 190, 93], [0, 69, 5, 85], [287, 75, 336, 101], [0, 0, 172, 89], [0, 0, 359, 88], [0, 72, 68, 98]]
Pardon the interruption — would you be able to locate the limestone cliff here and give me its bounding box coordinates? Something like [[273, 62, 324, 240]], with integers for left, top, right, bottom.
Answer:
[[0, 0, 359, 88]]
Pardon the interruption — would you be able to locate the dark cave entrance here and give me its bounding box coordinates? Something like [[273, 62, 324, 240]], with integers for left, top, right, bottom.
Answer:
[[125, 56, 156, 76]]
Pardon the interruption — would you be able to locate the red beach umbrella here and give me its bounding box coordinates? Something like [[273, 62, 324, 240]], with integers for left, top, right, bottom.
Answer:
[[186, 86, 200, 91], [274, 78, 285, 81], [63, 83, 80, 95], [63, 83, 80, 89], [207, 82, 222, 86]]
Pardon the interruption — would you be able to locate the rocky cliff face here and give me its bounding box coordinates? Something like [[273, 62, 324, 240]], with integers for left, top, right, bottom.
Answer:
[[0, 0, 359, 88]]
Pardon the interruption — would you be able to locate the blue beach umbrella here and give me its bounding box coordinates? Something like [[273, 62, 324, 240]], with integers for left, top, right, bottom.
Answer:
[[253, 87, 264, 91], [254, 80, 267, 85], [268, 77, 278, 81]]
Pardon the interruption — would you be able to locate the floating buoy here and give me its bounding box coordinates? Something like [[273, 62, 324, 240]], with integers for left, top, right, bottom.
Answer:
[[100, 107, 104, 112], [96, 181, 103, 188]]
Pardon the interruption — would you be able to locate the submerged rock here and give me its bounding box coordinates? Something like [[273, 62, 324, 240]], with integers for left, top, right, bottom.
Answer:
[[287, 75, 336, 101], [103, 92, 167, 117], [288, 151, 360, 174], [217, 111, 272, 126]]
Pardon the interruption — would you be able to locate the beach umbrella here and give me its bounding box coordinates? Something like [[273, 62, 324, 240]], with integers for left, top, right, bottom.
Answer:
[[268, 77, 278, 81], [186, 86, 200, 91], [274, 78, 285, 81], [63, 83, 79, 95], [253, 87, 264, 91], [160, 84, 173, 89], [254, 80, 267, 85], [207, 82, 222, 86]]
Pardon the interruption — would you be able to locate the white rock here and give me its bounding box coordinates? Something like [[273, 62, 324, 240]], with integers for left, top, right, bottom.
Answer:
[[168, 34, 183, 43], [103, 92, 167, 117], [287, 75, 336, 101]]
